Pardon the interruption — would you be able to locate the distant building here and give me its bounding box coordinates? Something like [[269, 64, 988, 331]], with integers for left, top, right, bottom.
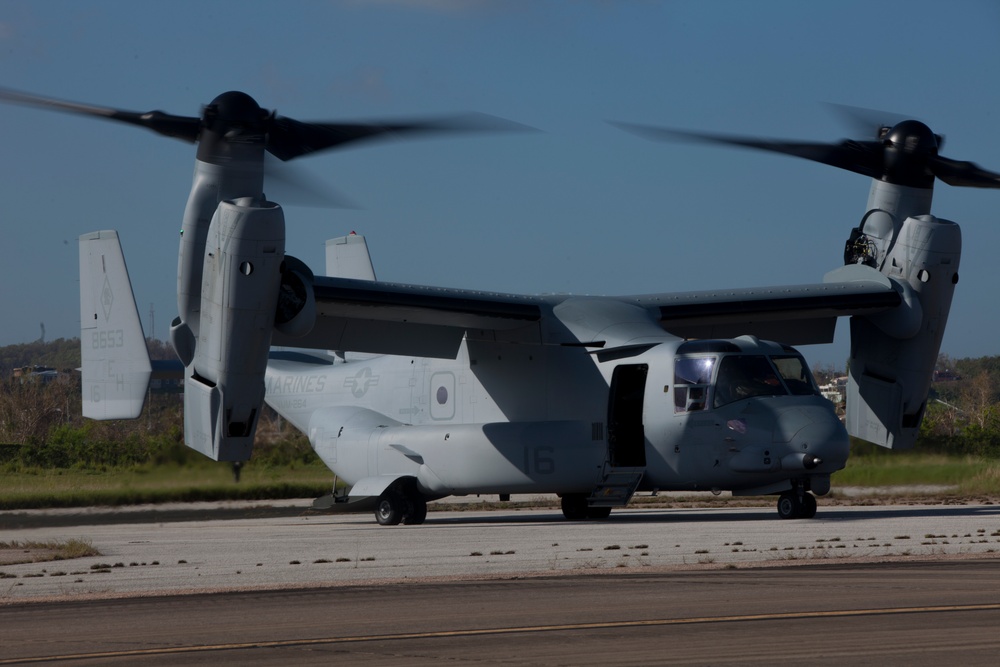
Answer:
[[818, 376, 847, 407], [12, 365, 59, 383]]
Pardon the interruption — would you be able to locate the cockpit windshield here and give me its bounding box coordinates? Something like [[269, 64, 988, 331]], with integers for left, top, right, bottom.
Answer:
[[673, 353, 818, 413], [713, 355, 784, 408], [769, 355, 818, 396]]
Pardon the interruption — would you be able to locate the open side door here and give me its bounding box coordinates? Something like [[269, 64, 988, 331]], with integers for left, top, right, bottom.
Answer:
[[590, 364, 647, 508], [608, 364, 648, 467]]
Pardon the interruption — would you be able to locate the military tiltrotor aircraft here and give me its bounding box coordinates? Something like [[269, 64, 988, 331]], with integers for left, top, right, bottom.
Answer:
[[4, 88, 999, 524]]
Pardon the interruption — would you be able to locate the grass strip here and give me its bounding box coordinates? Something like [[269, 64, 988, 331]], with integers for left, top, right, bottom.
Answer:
[[0, 463, 335, 510], [0, 538, 100, 565], [833, 454, 995, 488]]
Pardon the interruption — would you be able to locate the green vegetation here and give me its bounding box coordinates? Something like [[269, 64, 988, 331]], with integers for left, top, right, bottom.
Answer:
[[0, 464, 335, 510], [834, 447, 998, 491], [0, 538, 100, 564]]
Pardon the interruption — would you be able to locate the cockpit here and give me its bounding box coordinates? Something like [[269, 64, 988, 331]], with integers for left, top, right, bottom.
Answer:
[[672, 340, 819, 413]]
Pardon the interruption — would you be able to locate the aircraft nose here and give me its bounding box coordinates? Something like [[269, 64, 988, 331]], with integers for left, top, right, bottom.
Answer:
[[774, 405, 850, 472]]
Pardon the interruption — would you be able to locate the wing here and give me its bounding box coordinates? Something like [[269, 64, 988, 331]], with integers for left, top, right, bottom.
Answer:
[[271, 263, 899, 356], [271, 277, 547, 357], [640, 265, 901, 345]]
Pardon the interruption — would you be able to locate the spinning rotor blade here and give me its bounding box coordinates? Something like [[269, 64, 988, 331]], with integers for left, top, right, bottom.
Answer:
[[0, 87, 202, 142], [267, 112, 528, 161], [613, 117, 1000, 190], [0, 87, 529, 164], [611, 121, 884, 179], [824, 102, 913, 143], [263, 155, 358, 209], [930, 155, 1000, 189]]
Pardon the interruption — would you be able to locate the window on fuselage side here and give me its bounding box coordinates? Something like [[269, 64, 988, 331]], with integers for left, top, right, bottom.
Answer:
[[673, 356, 717, 413]]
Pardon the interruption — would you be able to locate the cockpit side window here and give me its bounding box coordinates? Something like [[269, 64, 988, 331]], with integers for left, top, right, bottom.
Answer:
[[771, 355, 819, 396], [713, 355, 784, 408], [674, 356, 716, 413]]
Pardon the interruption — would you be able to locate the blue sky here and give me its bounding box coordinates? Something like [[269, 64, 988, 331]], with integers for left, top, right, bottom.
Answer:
[[1, 0, 999, 369]]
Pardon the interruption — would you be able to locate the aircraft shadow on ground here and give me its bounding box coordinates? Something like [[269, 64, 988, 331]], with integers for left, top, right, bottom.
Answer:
[[3, 502, 997, 531], [418, 503, 1000, 527]]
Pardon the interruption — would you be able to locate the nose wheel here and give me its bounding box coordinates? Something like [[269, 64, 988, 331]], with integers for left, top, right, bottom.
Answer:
[[776, 490, 817, 519]]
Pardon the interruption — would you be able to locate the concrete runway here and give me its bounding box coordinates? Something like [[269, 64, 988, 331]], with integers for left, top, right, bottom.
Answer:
[[2, 500, 1000, 664]]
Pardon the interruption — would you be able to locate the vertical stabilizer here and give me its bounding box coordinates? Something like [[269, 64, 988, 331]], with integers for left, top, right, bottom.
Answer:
[[79, 230, 152, 419], [326, 233, 376, 280]]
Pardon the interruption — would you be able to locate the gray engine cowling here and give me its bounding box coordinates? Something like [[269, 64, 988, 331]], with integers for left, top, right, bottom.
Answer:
[[182, 197, 285, 461], [846, 213, 961, 449]]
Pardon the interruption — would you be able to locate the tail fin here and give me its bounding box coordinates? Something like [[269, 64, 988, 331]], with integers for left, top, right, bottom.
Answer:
[[324, 233, 376, 361], [325, 233, 376, 280], [79, 230, 152, 419]]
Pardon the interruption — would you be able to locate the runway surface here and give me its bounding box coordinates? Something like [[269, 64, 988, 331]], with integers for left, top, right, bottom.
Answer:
[[2, 500, 1000, 664]]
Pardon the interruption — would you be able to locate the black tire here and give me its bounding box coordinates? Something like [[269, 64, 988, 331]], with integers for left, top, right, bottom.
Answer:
[[586, 506, 612, 519], [561, 494, 589, 521], [375, 491, 404, 526], [800, 493, 818, 519], [402, 496, 428, 525], [776, 492, 801, 520]]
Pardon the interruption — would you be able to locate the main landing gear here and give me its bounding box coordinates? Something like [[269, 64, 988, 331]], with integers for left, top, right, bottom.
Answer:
[[776, 489, 817, 519], [375, 481, 428, 526]]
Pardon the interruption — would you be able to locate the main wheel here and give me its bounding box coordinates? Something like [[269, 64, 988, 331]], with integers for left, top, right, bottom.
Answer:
[[375, 491, 404, 526], [561, 494, 589, 521], [800, 493, 818, 519], [776, 491, 802, 520], [586, 506, 612, 519], [402, 496, 428, 525]]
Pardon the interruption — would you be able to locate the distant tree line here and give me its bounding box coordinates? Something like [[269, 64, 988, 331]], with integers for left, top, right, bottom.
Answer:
[[918, 353, 1000, 458], [0, 337, 177, 376], [0, 338, 81, 375]]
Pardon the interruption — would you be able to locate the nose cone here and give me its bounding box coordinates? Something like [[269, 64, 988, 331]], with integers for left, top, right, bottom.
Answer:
[[774, 405, 850, 472]]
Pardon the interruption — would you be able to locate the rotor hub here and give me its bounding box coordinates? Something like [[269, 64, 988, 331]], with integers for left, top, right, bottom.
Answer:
[[880, 120, 938, 187], [205, 91, 265, 122], [883, 120, 938, 155], [202, 91, 269, 140]]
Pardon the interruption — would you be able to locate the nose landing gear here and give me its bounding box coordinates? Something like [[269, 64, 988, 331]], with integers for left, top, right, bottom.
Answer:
[[776, 489, 818, 519]]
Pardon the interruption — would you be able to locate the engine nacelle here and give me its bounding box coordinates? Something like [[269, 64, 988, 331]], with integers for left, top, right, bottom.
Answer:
[[183, 197, 285, 461], [274, 254, 316, 338], [846, 214, 961, 449]]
